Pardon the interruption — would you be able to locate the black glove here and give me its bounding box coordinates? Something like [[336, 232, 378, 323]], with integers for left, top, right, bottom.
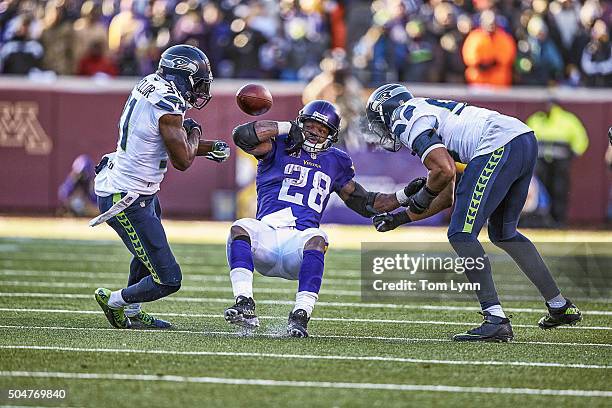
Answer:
[[396, 177, 427, 206], [183, 118, 202, 136], [405, 177, 427, 196], [608, 127, 611, 146], [407, 185, 438, 214], [372, 211, 411, 232], [285, 121, 304, 155]]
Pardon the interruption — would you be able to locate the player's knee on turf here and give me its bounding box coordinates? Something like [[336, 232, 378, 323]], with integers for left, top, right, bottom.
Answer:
[[304, 235, 326, 253]]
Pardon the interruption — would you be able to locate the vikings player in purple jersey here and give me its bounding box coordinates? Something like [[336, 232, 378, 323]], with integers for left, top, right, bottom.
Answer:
[[224, 100, 418, 337]]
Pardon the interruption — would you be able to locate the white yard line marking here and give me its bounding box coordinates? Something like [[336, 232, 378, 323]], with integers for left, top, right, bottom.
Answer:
[[0, 270, 361, 286], [1, 324, 610, 348], [1, 345, 609, 369], [0, 281, 361, 297], [2, 371, 610, 397], [0, 296, 610, 329], [2, 275, 612, 315], [1, 281, 608, 301]]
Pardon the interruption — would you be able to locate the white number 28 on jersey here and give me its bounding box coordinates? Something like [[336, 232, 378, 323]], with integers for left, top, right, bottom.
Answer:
[[278, 164, 331, 213]]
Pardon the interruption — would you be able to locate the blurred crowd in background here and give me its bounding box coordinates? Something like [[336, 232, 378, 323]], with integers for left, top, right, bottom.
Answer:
[[0, 0, 610, 87]]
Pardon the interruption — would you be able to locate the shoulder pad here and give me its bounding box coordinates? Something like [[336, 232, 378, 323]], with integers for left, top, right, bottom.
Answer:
[[137, 74, 187, 113]]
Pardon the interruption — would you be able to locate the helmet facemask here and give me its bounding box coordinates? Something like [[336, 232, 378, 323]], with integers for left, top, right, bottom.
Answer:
[[367, 108, 402, 152], [299, 117, 339, 154], [187, 76, 212, 109]]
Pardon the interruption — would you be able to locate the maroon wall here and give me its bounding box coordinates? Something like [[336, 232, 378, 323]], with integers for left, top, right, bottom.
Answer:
[[0, 80, 609, 225]]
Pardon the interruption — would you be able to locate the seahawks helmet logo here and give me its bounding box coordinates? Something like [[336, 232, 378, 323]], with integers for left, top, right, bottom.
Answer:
[[160, 55, 198, 74], [370, 86, 406, 112]]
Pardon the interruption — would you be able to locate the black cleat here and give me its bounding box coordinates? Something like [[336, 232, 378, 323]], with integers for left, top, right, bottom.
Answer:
[[224, 296, 259, 328], [287, 309, 310, 338], [452, 312, 513, 342], [538, 299, 582, 329]]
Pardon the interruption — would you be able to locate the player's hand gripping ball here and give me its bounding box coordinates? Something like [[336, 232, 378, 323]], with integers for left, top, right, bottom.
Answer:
[[236, 83, 273, 116]]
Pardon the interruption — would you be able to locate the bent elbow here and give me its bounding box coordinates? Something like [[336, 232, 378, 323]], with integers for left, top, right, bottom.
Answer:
[[172, 159, 190, 171], [431, 163, 454, 184]]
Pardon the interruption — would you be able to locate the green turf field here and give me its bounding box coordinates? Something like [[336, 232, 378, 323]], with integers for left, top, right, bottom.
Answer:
[[0, 237, 610, 408]]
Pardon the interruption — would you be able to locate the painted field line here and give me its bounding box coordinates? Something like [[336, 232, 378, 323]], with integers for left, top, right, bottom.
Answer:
[[0, 281, 362, 297], [2, 293, 612, 323], [0, 269, 547, 289], [1, 345, 609, 370], [2, 371, 610, 397], [0, 307, 610, 332], [0, 273, 545, 291], [2, 275, 611, 315], [1, 281, 606, 301], [1, 324, 610, 348], [0, 270, 360, 286]]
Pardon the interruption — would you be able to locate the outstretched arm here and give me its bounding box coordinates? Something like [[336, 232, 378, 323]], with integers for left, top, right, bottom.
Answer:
[[337, 180, 400, 217], [373, 176, 455, 232], [232, 120, 303, 158]]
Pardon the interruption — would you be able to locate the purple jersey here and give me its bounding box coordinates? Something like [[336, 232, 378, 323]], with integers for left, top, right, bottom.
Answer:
[[256, 133, 355, 230]]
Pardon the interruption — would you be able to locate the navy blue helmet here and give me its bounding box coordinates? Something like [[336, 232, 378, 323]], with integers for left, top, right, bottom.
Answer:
[[157, 44, 213, 109], [297, 100, 341, 153], [366, 84, 414, 151]]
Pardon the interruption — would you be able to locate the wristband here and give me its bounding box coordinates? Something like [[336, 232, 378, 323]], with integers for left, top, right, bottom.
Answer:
[[277, 121, 292, 135], [395, 188, 410, 206]]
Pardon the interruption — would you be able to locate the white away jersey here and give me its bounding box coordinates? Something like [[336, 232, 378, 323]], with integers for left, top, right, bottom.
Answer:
[[391, 98, 532, 163], [95, 74, 187, 196]]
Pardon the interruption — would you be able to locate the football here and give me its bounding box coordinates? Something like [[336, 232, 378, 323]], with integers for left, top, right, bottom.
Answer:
[[236, 83, 273, 116]]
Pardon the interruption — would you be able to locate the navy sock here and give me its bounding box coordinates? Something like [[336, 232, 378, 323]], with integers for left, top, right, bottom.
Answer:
[[121, 275, 180, 303], [298, 250, 325, 293], [229, 238, 254, 271]]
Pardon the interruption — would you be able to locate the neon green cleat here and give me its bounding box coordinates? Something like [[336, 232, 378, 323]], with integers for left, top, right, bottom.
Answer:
[[94, 288, 131, 329], [538, 299, 582, 329], [128, 310, 173, 329]]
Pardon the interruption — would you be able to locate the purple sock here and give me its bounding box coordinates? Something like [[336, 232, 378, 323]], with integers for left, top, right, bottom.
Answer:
[[298, 249, 325, 293], [229, 238, 254, 271]]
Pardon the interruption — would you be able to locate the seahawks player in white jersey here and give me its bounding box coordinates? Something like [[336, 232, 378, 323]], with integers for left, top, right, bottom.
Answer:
[[367, 84, 582, 342], [92, 45, 230, 329]]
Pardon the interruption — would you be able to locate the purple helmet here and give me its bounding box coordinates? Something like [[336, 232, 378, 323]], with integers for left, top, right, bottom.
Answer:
[[297, 100, 341, 153]]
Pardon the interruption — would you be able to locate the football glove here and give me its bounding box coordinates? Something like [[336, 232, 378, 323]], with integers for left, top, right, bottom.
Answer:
[[407, 185, 438, 214], [205, 141, 230, 163], [285, 121, 304, 155], [372, 211, 411, 232], [183, 118, 202, 136], [396, 177, 427, 206]]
